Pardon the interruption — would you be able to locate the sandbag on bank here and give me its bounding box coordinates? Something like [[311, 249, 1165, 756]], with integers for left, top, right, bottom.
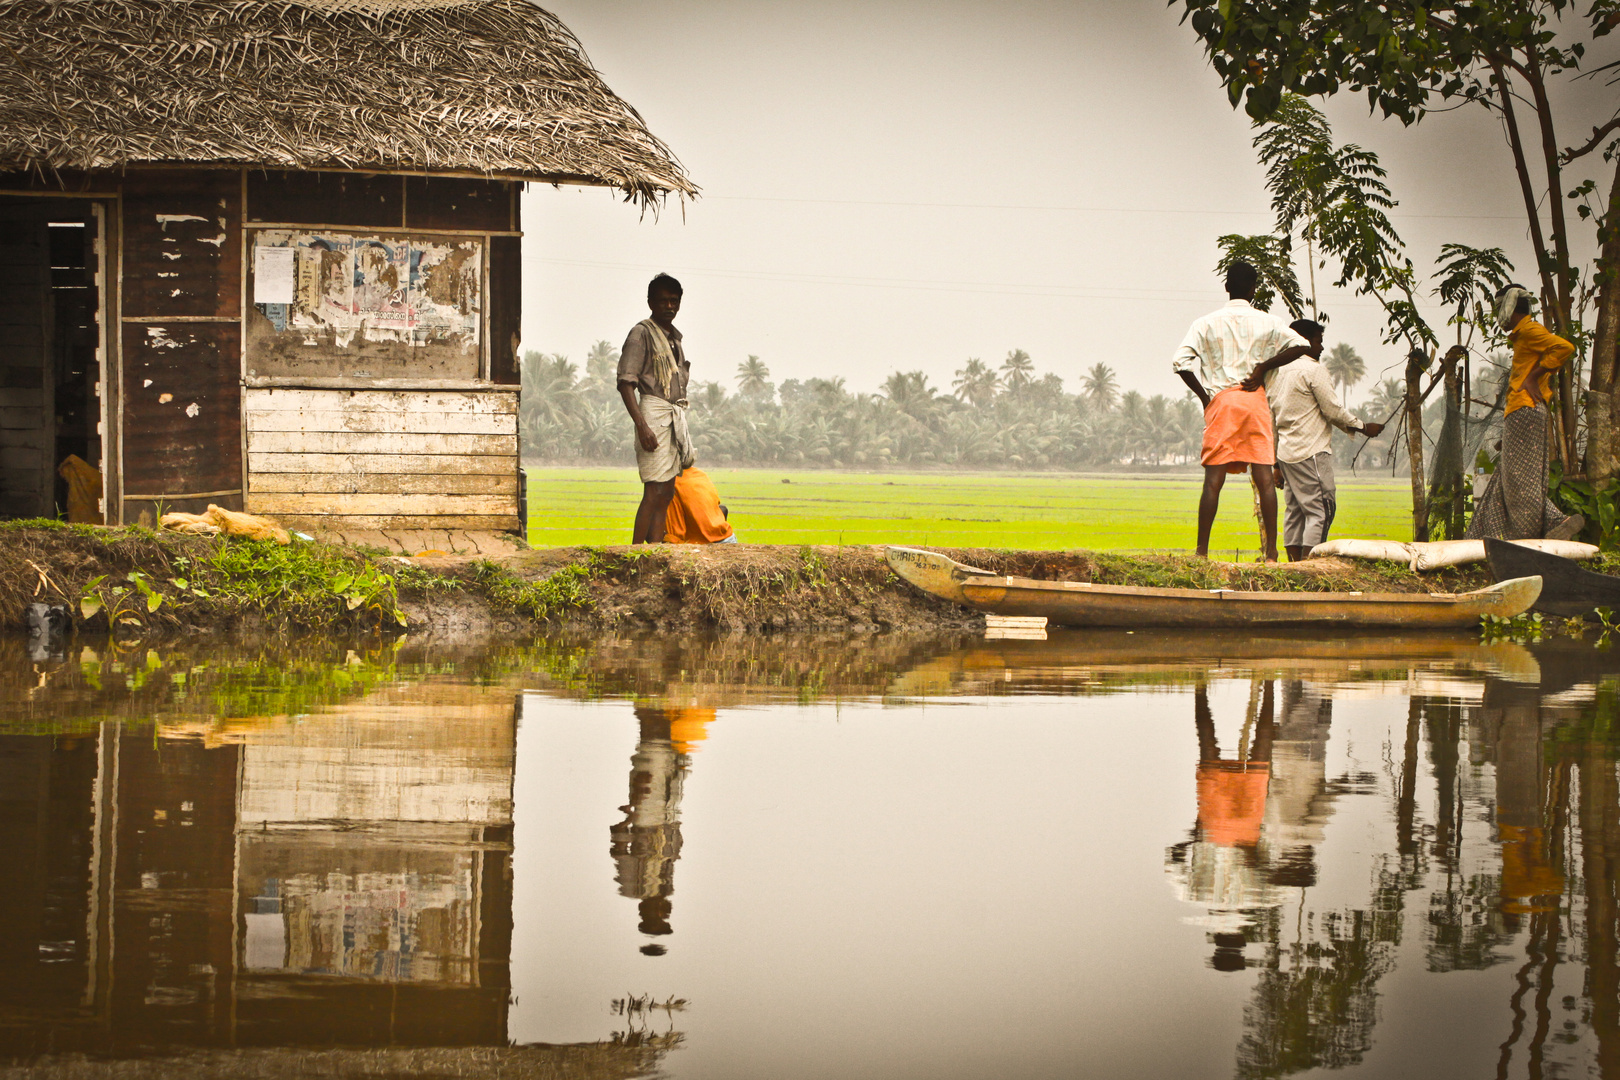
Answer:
[[1311, 537, 1599, 572], [161, 504, 290, 545]]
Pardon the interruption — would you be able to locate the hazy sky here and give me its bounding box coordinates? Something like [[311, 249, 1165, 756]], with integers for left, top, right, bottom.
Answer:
[[521, 1, 1616, 405]]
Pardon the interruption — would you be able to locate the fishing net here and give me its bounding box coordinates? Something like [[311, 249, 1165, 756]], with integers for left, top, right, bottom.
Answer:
[[1427, 364, 1507, 540]]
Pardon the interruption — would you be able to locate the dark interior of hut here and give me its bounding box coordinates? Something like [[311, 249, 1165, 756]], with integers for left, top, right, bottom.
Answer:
[[0, 197, 103, 523]]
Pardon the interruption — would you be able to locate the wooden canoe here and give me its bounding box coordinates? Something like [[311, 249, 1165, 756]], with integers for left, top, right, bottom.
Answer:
[[885, 546, 1542, 629], [1484, 537, 1620, 618]]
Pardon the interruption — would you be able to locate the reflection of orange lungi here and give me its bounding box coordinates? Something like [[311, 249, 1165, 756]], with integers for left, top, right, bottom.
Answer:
[[1196, 762, 1271, 847], [1201, 386, 1275, 474]]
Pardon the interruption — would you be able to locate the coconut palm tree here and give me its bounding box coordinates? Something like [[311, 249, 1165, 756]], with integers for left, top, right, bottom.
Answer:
[[952, 358, 999, 406], [882, 370, 942, 424], [736, 355, 772, 399], [582, 339, 619, 390], [1323, 343, 1366, 395], [1000, 349, 1036, 392], [1082, 363, 1119, 411]]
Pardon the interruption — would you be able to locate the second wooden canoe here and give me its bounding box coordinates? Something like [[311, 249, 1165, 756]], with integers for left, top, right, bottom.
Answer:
[[885, 546, 1541, 629], [1484, 537, 1620, 618]]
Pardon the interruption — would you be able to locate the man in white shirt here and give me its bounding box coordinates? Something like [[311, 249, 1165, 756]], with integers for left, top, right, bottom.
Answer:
[[1173, 261, 1315, 562], [1264, 320, 1384, 562]]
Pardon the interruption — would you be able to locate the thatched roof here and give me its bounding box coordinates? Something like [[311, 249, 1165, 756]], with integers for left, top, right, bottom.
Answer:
[[0, 0, 697, 204]]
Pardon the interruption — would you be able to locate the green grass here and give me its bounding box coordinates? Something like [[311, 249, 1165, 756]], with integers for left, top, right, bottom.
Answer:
[[525, 467, 1415, 554]]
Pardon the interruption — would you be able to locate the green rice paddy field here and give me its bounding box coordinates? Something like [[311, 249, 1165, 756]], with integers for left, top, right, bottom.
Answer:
[[526, 467, 1414, 554]]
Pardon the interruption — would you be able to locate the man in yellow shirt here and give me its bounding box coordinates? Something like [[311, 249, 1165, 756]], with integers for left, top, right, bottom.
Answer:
[[1466, 284, 1583, 541]]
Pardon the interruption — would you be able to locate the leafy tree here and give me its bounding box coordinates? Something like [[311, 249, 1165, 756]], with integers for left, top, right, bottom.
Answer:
[[1216, 233, 1305, 317], [1082, 363, 1120, 410], [1173, 0, 1620, 473], [1323, 344, 1366, 395], [1432, 243, 1516, 348], [1253, 95, 1435, 353]]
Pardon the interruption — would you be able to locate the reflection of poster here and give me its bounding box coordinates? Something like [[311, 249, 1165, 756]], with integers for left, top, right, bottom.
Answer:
[[251, 230, 481, 353]]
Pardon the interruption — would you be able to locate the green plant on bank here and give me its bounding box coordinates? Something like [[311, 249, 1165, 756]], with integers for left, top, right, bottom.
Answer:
[[1551, 465, 1620, 551], [471, 547, 644, 621], [1481, 611, 1545, 643], [209, 537, 409, 627], [67, 536, 417, 633]]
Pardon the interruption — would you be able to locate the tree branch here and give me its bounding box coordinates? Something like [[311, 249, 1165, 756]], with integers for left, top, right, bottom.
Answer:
[[1563, 116, 1620, 164]]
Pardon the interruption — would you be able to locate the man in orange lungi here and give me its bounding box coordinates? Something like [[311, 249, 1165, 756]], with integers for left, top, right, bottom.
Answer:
[[1173, 261, 1314, 562]]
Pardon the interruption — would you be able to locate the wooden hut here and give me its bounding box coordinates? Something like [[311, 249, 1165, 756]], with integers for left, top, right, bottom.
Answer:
[[0, 0, 694, 540]]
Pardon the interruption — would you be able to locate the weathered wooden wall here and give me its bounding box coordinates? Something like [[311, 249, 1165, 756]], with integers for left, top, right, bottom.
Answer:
[[0, 168, 524, 532], [242, 386, 519, 532], [120, 169, 244, 523]]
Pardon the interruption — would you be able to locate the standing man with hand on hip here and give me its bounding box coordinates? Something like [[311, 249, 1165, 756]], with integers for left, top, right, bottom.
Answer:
[[617, 273, 694, 543], [1174, 261, 1315, 562], [1265, 319, 1384, 562]]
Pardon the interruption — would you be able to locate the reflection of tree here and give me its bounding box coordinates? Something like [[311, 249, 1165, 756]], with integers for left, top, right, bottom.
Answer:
[[1236, 901, 1399, 1079], [1424, 698, 1511, 974], [1229, 687, 1408, 1080]]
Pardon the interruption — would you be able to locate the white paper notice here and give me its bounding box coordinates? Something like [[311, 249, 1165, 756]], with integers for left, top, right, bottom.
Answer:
[[253, 245, 296, 304]]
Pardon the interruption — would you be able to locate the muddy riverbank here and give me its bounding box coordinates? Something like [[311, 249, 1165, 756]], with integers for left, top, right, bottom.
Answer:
[[0, 521, 1498, 639]]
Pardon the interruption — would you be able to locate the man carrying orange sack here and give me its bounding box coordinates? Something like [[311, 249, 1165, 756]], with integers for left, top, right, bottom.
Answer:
[[1173, 260, 1314, 562], [665, 468, 736, 544]]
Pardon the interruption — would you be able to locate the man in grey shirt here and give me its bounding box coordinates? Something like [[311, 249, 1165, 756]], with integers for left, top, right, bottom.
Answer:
[[616, 273, 692, 543], [1263, 319, 1384, 561]]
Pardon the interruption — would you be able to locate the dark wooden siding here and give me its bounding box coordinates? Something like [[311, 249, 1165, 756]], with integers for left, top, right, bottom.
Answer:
[[121, 170, 240, 319], [120, 322, 241, 514], [247, 171, 403, 229], [119, 171, 243, 522], [405, 177, 515, 232]]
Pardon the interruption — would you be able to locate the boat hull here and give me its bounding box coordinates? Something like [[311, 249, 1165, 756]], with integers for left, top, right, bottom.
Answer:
[[886, 546, 1541, 629], [1484, 537, 1620, 618]]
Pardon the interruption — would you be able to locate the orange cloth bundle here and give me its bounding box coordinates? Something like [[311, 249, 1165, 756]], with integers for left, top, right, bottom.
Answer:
[[56, 454, 103, 524], [665, 468, 734, 544], [1200, 386, 1275, 474]]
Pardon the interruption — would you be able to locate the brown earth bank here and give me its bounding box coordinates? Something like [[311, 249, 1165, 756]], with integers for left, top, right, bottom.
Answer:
[[0, 522, 1504, 640]]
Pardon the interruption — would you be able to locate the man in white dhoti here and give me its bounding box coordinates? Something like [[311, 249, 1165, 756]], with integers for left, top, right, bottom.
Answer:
[[617, 273, 694, 543]]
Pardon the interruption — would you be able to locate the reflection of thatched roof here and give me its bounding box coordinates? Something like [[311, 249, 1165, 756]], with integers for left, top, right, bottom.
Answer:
[[0, 0, 697, 204]]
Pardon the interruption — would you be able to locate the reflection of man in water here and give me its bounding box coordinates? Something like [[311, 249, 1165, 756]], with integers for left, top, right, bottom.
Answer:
[[1165, 681, 1279, 970], [609, 705, 710, 954]]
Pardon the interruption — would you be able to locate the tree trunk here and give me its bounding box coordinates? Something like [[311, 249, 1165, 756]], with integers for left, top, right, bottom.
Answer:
[[1406, 354, 1429, 542], [1586, 157, 1620, 483]]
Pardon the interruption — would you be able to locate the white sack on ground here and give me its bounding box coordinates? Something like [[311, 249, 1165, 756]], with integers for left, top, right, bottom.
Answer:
[[1309, 537, 1600, 572]]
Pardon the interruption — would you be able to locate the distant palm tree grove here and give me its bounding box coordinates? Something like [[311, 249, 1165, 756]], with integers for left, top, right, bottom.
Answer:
[[522, 341, 1416, 472]]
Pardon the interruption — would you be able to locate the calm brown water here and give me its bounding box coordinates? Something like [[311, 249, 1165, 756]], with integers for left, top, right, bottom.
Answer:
[[2, 629, 1620, 1078]]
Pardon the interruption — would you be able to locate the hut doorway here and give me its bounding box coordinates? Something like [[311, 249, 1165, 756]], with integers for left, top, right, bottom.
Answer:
[[0, 199, 107, 522]]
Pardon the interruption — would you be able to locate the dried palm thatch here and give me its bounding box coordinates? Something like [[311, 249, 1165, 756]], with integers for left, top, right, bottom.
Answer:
[[0, 0, 697, 205]]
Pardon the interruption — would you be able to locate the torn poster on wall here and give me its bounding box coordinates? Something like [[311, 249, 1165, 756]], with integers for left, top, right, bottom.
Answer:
[[249, 230, 482, 352]]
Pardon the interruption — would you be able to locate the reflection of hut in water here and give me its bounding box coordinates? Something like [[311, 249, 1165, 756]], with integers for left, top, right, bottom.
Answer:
[[610, 706, 710, 952], [0, 0, 693, 539], [0, 679, 520, 1055], [231, 682, 518, 1045]]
